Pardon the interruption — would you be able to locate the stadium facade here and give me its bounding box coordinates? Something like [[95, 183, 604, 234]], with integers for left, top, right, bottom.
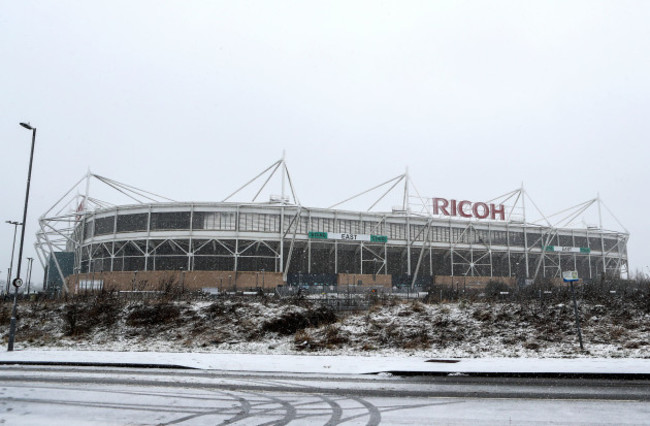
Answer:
[[36, 158, 629, 293]]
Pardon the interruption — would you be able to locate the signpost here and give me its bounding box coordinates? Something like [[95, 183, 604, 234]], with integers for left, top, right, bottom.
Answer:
[[562, 270, 585, 351]]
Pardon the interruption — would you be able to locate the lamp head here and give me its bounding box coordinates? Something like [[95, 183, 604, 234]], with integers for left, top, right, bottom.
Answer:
[[19, 122, 34, 130]]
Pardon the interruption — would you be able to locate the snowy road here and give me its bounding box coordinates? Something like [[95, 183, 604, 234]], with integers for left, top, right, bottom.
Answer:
[[1, 365, 650, 425]]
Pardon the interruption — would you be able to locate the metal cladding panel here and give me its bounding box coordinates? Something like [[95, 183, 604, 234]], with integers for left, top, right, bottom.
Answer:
[[45, 252, 75, 290]]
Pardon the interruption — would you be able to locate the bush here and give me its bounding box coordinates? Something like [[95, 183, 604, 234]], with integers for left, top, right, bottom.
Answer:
[[201, 300, 245, 319], [126, 303, 180, 327], [0, 304, 11, 324], [157, 275, 183, 300], [262, 305, 336, 335], [293, 330, 316, 350], [62, 293, 122, 336], [323, 324, 349, 347]]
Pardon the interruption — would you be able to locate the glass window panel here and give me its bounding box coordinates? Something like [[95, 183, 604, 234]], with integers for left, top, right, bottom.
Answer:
[[588, 236, 601, 249], [116, 213, 148, 233], [574, 236, 588, 248], [192, 212, 205, 230], [94, 217, 114, 236], [603, 238, 617, 251], [153, 256, 187, 271], [151, 212, 190, 230], [123, 257, 145, 271]]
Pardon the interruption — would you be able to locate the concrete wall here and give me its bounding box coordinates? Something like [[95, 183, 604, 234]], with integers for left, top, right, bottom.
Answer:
[[68, 270, 284, 293]]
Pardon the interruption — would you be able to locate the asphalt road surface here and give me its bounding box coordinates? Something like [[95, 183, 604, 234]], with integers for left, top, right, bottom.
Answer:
[[1, 365, 649, 425]]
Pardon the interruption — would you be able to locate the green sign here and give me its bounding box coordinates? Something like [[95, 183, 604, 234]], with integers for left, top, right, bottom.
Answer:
[[308, 231, 328, 239], [370, 235, 388, 243]]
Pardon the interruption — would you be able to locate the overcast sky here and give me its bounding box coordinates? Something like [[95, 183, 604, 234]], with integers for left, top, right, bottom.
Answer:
[[2, 1, 649, 286]]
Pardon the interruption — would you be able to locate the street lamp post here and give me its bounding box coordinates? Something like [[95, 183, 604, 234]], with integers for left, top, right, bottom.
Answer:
[[4, 221, 21, 295], [7, 122, 37, 352], [26, 257, 33, 295]]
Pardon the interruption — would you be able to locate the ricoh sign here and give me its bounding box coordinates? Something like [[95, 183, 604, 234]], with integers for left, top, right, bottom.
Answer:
[[433, 198, 505, 221]]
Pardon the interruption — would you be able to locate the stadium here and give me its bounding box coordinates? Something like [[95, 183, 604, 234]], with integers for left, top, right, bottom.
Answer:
[[35, 156, 629, 294]]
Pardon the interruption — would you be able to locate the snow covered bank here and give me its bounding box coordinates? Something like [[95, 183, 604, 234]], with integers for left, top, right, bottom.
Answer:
[[2, 293, 649, 359]]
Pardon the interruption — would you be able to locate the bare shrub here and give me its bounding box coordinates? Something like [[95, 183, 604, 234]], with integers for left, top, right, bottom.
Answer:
[[472, 307, 492, 322], [293, 330, 317, 350], [63, 302, 78, 336], [157, 275, 182, 300], [523, 340, 541, 350], [402, 326, 431, 349], [323, 324, 349, 348], [62, 293, 122, 336], [126, 303, 180, 327], [608, 325, 627, 341], [623, 340, 648, 349], [201, 300, 245, 319], [410, 301, 425, 313], [0, 304, 11, 323], [261, 305, 336, 335]]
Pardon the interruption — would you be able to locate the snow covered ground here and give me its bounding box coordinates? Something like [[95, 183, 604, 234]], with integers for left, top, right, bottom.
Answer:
[[2, 350, 650, 375]]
